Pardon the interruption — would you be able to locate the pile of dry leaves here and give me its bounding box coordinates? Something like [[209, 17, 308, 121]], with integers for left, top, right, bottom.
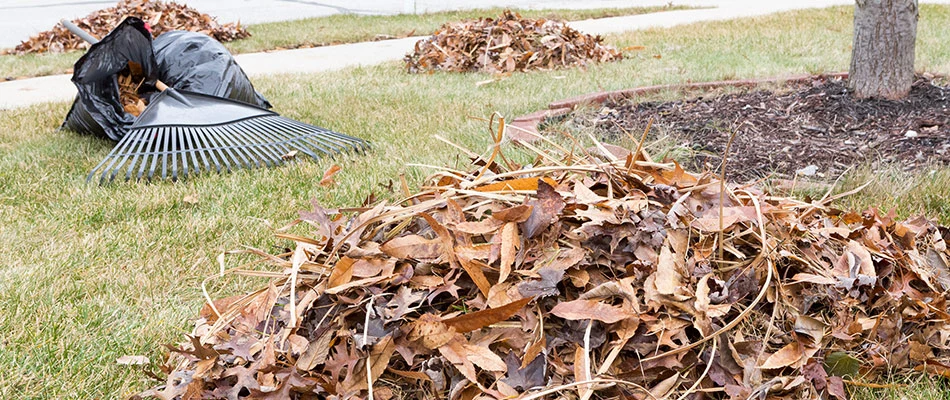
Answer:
[[138, 120, 950, 399], [8, 0, 249, 55], [405, 10, 622, 74]]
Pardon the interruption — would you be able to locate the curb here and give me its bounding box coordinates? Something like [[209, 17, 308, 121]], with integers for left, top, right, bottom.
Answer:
[[509, 72, 850, 142]]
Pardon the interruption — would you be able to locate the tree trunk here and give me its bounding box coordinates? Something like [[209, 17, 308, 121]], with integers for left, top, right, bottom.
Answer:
[[848, 0, 918, 99]]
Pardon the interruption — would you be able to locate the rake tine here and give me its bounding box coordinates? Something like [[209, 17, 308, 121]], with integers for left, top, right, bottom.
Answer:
[[170, 125, 181, 181], [269, 118, 337, 157], [248, 119, 321, 160], [284, 118, 369, 151], [246, 118, 299, 157], [137, 129, 157, 181], [87, 135, 127, 183], [177, 126, 190, 179], [167, 126, 176, 181], [163, 125, 175, 181], [227, 121, 281, 168], [204, 125, 245, 171], [102, 130, 144, 184], [296, 123, 367, 155], [91, 134, 129, 184], [124, 129, 152, 182], [191, 126, 220, 174], [106, 131, 138, 183], [243, 119, 310, 160], [233, 121, 284, 168], [215, 124, 258, 169], [282, 120, 348, 157], [199, 126, 236, 173], [185, 126, 207, 176], [176, 126, 188, 179], [147, 127, 168, 181], [188, 127, 213, 176]]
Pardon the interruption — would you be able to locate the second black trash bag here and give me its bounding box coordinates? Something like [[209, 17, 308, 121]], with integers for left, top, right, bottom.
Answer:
[[152, 31, 271, 109]]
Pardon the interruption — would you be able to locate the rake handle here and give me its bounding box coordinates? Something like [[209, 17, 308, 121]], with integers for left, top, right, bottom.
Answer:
[[62, 19, 100, 44]]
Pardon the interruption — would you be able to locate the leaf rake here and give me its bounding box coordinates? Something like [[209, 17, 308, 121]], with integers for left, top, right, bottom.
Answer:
[[86, 90, 368, 184]]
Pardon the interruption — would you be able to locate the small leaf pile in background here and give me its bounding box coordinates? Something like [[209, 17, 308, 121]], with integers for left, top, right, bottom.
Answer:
[[138, 125, 950, 399], [405, 10, 622, 74], [9, 0, 250, 55]]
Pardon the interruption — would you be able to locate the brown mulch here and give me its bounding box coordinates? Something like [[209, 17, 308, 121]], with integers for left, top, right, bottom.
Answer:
[[7, 0, 249, 55], [405, 10, 621, 74], [561, 76, 950, 181], [137, 124, 950, 400]]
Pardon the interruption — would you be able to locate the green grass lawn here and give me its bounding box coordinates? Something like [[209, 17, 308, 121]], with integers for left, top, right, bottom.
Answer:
[[0, 5, 684, 80], [1, 4, 950, 399]]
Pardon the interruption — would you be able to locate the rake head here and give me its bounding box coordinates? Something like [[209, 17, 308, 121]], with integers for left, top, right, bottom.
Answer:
[[87, 90, 369, 184]]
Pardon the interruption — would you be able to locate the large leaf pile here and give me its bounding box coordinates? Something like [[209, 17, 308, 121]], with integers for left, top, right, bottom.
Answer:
[[139, 124, 950, 399], [405, 10, 621, 74], [8, 0, 249, 55]]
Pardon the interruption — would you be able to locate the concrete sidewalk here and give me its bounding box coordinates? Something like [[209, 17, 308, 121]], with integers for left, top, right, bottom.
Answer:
[[2, 0, 946, 110]]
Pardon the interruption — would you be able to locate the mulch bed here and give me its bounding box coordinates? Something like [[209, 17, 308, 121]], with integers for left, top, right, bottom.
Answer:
[[559, 76, 950, 181]]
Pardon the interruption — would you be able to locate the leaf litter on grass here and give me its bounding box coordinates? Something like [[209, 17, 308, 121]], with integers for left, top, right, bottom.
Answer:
[[405, 10, 622, 74], [138, 118, 950, 399], [7, 0, 250, 55]]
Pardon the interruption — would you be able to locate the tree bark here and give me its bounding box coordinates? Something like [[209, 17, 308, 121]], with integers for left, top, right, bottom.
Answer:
[[848, 0, 918, 99]]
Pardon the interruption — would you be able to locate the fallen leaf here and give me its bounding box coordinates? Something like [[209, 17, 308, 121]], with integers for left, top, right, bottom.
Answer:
[[442, 296, 532, 333], [438, 336, 480, 386], [295, 330, 333, 371], [550, 299, 629, 324], [518, 267, 564, 298], [573, 344, 591, 398], [498, 222, 519, 284], [759, 340, 803, 369], [654, 240, 683, 296], [381, 234, 443, 261], [319, 164, 342, 186], [463, 343, 507, 372], [501, 351, 546, 391], [474, 176, 558, 192], [493, 204, 533, 223], [409, 313, 457, 349], [648, 372, 679, 399], [116, 355, 149, 365], [523, 179, 565, 238], [328, 256, 354, 288]]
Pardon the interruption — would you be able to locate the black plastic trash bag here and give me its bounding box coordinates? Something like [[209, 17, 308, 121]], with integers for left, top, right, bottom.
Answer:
[[62, 17, 157, 141], [62, 17, 270, 141], [152, 31, 271, 109]]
